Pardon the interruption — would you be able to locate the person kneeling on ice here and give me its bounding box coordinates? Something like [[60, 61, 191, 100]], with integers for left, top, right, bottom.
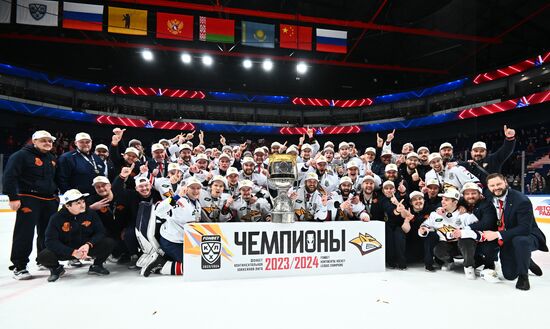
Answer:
[[418, 189, 479, 279], [37, 189, 115, 282], [141, 177, 202, 277]]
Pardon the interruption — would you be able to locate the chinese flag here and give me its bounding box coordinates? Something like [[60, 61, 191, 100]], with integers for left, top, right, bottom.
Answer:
[[280, 24, 312, 51], [156, 12, 193, 41]]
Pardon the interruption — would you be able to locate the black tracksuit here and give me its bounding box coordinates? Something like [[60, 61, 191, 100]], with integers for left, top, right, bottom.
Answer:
[[56, 149, 105, 194], [465, 198, 499, 268], [381, 194, 407, 267], [459, 137, 516, 185], [2, 144, 59, 270], [37, 207, 114, 267]]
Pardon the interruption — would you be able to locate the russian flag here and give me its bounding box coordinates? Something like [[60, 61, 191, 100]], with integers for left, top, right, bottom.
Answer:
[[516, 96, 529, 108], [316, 28, 347, 54], [63, 2, 103, 32]]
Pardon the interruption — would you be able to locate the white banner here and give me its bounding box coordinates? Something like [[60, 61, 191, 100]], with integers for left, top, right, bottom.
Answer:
[[528, 195, 550, 224], [16, 0, 58, 26], [183, 221, 385, 281], [0, 0, 11, 24]]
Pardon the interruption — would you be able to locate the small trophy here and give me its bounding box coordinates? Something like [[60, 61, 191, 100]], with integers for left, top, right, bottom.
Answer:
[[268, 154, 297, 223]]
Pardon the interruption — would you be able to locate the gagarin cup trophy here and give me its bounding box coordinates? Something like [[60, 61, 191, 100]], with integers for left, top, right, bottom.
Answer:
[[267, 154, 297, 223]]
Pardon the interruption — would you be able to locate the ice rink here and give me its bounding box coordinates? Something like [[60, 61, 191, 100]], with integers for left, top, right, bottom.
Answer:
[[0, 211, 548, 329]]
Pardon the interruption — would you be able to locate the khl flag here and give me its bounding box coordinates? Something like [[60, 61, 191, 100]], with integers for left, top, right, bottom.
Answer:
[[199, 16, 234, 43], [516, 96, 529, 108], [156, 12, 193, 41], [16, 0, 58, 26], [316, 28, 347, 54], [108, 6, 147, 36], [63, 2, 103, 31], [0, 0, 11, 24], [241, 21, 274, 48]]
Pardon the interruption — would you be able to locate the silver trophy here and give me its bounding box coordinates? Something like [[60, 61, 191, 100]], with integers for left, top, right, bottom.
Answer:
[[268, 154, 297, 223]]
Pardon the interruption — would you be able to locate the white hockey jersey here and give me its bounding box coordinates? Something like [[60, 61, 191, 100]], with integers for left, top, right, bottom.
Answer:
[[198, 189, 232, 222], [230, 196, 272, 222], [420, 210, 479, 242], [425, 165, 479, 191], [289, 187, 328, 221], [157, 196, 201, 243]]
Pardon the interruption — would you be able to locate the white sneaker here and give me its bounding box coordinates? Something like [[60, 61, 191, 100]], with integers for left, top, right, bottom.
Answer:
[[480, 269, 500, 283], [464, 266, 476, 280], [441, 262, 453, 271], [13, 268, 32, 280]]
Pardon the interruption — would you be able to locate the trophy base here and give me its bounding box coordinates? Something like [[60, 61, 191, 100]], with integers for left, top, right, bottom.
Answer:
[[271, 212, 295, 223]]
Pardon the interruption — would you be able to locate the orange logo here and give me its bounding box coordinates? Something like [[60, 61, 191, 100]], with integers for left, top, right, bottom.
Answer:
[[20, 207, 32, 213], [116, 205, 125, 211], [62, 222, 71, 232], [99, 207, 109, 213], [35, 157, 43, 166], [81, 220, 92, 227]]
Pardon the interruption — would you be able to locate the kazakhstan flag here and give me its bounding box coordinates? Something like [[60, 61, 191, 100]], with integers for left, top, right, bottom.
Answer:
[[242, 21, 275, 48]]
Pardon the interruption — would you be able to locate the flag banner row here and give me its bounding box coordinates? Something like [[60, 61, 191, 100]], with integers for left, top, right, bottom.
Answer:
[[1, 1, 348, 53]]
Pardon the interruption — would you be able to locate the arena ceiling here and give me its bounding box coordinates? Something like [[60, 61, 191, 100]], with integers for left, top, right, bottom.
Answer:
[[0, 0, 548, 98]]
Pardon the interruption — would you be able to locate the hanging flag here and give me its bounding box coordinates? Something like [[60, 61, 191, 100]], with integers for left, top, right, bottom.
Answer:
[[241, 21, 274, 48], [144, 120, 154, 128], [16, 0, 58, 26], [199, 16, 234, 43], [516, 96, 529, 108], [108, 6, 147, 36], [316, 28, 347, 54], [280, 24, 312, 51], [0, 0, 11, 24], [62, 2, 103, 31], [156, 12, 193, 41]]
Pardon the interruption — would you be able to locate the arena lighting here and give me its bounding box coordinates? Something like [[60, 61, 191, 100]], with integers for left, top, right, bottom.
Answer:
[[141, 49, 153, 61], [243, 59, 253, 69], [262, 59, 273, 72], [296, 62, 308, 75], [181, 53, 192, 64], [202, 55, 213, 66]]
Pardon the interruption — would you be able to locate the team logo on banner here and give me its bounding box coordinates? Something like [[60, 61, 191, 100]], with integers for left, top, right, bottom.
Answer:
[[201, 235, 221, 269], [349, 233, 382, 256], [29, 3, 47, 21]]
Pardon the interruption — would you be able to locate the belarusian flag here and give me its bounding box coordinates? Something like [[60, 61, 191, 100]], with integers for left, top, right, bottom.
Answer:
[[199, 16, 234, 43]]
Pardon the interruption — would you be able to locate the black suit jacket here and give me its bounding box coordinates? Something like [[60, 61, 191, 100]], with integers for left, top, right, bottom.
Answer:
[[493, 189, 548, 251]]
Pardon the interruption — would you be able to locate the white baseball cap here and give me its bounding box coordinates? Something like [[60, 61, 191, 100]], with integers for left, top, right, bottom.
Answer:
[[406, 152, 419, 159], [92, 176, 110, 186], [222, 145, 232, 151], [95, 144, 108, 151], [339, 142, 350, 149], [339, 176, 352, 185], [226, 167, 239, 176], [323, 147, 334, 154], [124, 147, 140, 156], [185, 177, 203, 188], [75, 132, 91, 142], [210, 175, 227, 187], [324, 141, 335, 148], [382, 180, 395, 188], [271, 142, 282, 148], [381, 149, 392, 157], [254, 148, 265, 155], [62, 189, 89, 204], [428, 153, 442, 163], [349, 142, 355, 148], [239, 180, 254, 190], [461, 182, 482, 193], [134, 176, 150, 185], [242, 156, 255, 165], [304, 172, 319, 182], [439, 142, 453, 150], [347, 160, 360, 169], [301, 143, 312, 151], [286, 146, 298, 154], [362, 175, 375, 182], [128, 139, 141, 147], [167, 163, 182, 172], [417, 146, 429, 153], [426, 178, 440, 187], [385, 164, 398, 172], [409, 191, 424, 200], [472, 141, 487, 150], [151, 143, 164, 152], [195, 154, 209, 162], [158, 139, 170, 145], [180, 144, 192, 151], [316, 155, 328, 164], [438, 189, 461, 200], [32, 130, 56, 141], [364, 147, 376, 155], [218, 153, 231, 161]]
